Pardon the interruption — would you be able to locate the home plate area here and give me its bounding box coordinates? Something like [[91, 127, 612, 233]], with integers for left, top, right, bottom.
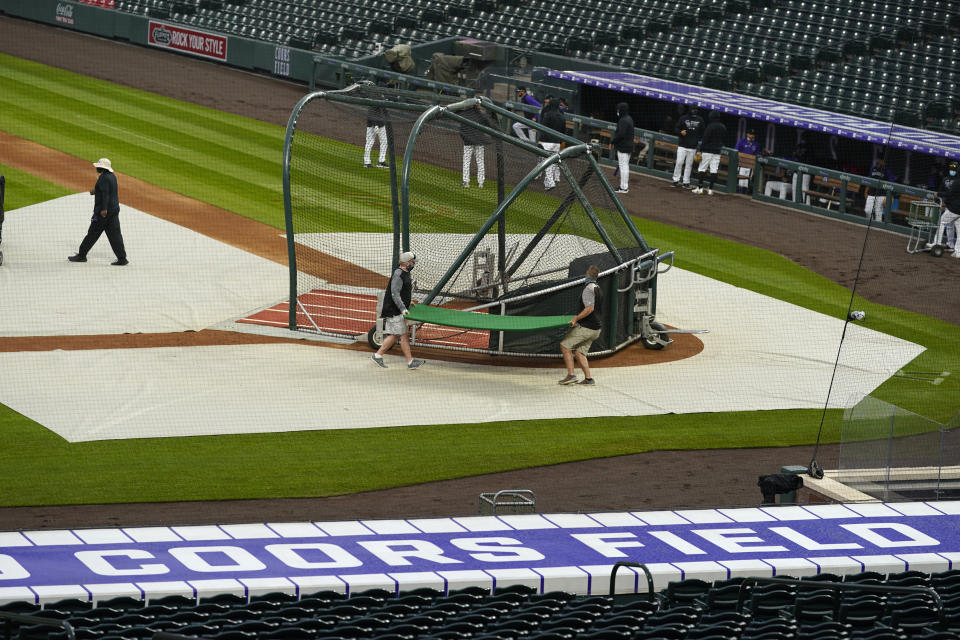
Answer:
[[238, 289, 491, 350]]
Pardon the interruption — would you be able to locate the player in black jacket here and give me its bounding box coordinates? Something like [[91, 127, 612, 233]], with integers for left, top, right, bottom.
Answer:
[[934, 161, 960, 257], [364, 105, 389, 168], [673, 106, 705, 189], [539, 98, 567, 190], [610, 102, 635, 194], [693, 111, 726, 195], [459, 105, 491, 188]]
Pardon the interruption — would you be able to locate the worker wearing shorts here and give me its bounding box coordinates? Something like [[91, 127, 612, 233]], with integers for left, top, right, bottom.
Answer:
[[559, 265, 603, 386], [372, 251, 425, 369]]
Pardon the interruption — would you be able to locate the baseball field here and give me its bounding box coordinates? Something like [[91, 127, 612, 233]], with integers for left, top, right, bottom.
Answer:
[[0, 18, 957, 524]]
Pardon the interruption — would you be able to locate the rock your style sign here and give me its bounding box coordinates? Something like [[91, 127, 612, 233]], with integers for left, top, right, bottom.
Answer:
[[1, 503, 959, 603]]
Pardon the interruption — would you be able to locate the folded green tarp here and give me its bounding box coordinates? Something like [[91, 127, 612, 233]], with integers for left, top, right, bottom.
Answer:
[[405, 305, 574, 331]]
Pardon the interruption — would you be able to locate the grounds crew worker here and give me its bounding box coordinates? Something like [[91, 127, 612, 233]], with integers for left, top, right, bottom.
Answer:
[[0, 174, 5, 266], [68, 158, 128, 266], [558, 265, 603, 386], [372, 251, 425, 369]]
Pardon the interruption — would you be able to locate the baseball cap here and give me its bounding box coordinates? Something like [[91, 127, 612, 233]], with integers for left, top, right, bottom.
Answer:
[[399, 251, 416, 263], [93, 158, 113, 172]]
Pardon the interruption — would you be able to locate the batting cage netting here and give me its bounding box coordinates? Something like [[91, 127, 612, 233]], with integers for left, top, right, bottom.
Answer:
[[282, 84, 671, 357]]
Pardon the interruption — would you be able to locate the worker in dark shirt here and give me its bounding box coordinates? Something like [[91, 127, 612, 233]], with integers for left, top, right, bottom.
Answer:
[[0, 174, 5, 266], [0, 174, 5, 244], [372, 251, 426, 369], [693, 111, 727, 195], [558, 265, 603, 386], [610, 102, 635, 194], [69, 158, 128, 266], [673, 106, 705, 189]]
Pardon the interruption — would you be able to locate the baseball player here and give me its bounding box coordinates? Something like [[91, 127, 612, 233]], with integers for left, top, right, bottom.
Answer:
[[363, 105, 389, 169], [673, 106, 705, 189], [693, 111, 726, 195], [539, 97, 566, 190], [459, 105, 490, 188], [512, 87, 541, 143], [863, 158, 894, 222], [933, 162, 960, 257], [611, 103, 635, 194]]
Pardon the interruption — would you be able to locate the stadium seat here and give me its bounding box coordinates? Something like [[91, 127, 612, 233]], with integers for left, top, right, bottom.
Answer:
[[662, 578, 713, 607], [838, 595, 885, 627], [96, 596, 144, 611]]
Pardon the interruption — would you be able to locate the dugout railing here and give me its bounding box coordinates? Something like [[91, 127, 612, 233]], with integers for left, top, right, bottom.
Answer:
[[481, 98, 940, 236]]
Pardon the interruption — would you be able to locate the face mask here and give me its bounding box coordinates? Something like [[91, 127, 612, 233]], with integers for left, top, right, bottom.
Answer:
[[405, 263, 415, 271]]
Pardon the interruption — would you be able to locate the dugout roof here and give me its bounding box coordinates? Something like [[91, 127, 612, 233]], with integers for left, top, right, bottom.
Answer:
[[546, 70, 960, 160]]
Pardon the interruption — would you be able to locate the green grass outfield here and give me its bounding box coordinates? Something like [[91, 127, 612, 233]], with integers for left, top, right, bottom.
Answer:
[[1, 54, 957, 507]]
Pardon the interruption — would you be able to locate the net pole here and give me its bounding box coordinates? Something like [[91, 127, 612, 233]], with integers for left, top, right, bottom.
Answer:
[[807, 212, 875, 478], [282, 90, 322, 331], [808, 108, 897, 479]]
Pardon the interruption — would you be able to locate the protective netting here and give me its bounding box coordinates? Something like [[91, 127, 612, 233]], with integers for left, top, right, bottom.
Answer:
[[285, 85, 461, 337], [404, 108, 646, 307], [285, 85, 654, 355]]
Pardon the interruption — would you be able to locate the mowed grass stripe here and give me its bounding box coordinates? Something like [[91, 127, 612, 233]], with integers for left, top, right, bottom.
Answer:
[[0, 55, 274, 142], [0, 163, 73, 209], [0, 90, 281, 212]]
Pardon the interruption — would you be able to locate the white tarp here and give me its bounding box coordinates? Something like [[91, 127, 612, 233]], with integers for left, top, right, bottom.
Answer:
[[0, 194, 288, 336], [0, 263, 924, 442]]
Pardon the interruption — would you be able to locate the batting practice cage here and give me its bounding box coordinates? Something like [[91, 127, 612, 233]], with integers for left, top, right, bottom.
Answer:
[[282, 83, 674, 357]]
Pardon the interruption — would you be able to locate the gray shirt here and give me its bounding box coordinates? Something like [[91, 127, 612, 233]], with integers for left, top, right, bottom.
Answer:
[[582, 282, 598, 309], [390, 268, 407, 314]]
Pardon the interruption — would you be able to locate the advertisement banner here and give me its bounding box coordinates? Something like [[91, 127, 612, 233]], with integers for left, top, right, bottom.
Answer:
[[147, 21, 228, 62], [0, 503, 958, 600]]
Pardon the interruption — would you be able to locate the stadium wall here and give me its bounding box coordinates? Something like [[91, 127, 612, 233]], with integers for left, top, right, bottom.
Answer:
[[0, 0, 318, 82]]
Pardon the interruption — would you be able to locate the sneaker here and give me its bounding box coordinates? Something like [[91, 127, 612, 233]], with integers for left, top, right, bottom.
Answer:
[[372, 354, 387, 368], [408, 359, 425, 369], [376, 162, 388, 168], [578, 378, 596, 385], [461, 181, 469, 188], [706, 189, 713, 195], [558, 374, 578, 385], [111, 259, 129, 266], [682, 183, 693, 190], [68, 254, 87, 262], [363, 163, 373, 169], [615, 188, 629, 194], [672, 181, 681, 187], [692, 187, 702, 194], [953, 252, 960, 259], [544, 184, 556, 191]]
